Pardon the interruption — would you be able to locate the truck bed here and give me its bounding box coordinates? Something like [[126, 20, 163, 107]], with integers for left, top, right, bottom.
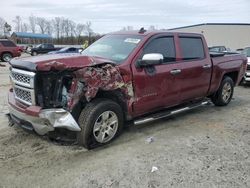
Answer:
[[209, 54, 246, 95]]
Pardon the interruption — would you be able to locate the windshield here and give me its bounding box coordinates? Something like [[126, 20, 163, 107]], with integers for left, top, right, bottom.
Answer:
[[242, 47, 250, 57], [81, 35, 143, 63]]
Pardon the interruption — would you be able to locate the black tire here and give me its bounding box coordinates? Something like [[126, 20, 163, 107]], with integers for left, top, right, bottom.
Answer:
[[31, 51, 37, 56], [211, 76, 234, 106], [1, 53, 12, 62], [77, 99, 124, 149]]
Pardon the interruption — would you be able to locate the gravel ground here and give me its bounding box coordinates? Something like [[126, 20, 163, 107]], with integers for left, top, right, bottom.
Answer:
[[0, 62, 249, 188]]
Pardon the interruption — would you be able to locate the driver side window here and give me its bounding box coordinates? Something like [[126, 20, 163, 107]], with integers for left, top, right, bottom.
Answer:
[[143, 37, 176, 63]]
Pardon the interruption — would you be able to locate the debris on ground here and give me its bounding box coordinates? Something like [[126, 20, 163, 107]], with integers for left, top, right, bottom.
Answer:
[[151, 166, 158, 173], [0, 154, 5, 160], [146, 136, 155, 144]]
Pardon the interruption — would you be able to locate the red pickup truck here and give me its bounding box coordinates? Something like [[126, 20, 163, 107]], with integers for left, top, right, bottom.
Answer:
[[0, 39, 22, 62], [8, 30, 247, 149]]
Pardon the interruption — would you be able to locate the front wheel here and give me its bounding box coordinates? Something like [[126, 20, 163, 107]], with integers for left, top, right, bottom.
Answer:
[[77, 99, 124, 149], [211, 76, 234, 106]]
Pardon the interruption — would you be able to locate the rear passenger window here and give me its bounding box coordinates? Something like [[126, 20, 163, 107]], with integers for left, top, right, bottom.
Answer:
[[143, 37, 176, 62], [179, 37, 205, 60], [0, 41, 16, 47]]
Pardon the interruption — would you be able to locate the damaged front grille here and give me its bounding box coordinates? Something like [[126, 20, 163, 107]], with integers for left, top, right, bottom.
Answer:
[[10, 68, 36, 106], [11, 68, 35, 88], [14, 86, 33, 105], [36, 72, 74, 108]]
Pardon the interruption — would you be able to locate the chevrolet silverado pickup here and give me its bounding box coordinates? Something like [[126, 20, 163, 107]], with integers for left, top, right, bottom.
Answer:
[[8, 30, 247, 149]]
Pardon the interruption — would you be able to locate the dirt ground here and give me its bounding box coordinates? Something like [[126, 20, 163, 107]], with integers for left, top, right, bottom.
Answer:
[[0, 62, 249, 188]]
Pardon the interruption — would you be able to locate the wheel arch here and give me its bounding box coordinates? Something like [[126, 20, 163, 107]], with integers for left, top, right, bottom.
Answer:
[[223, 71, 239, 86], [1, 51, 13, 57], [70, 89, 129, 123], [95, 89, 128, 120]]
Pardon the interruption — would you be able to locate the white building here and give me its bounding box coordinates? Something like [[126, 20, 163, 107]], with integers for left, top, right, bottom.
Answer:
[[168, 23, 250, 50]]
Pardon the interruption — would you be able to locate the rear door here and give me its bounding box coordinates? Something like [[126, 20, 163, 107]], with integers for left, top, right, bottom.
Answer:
[[177, 35, 212, 102], [132, 35, 182, 116]]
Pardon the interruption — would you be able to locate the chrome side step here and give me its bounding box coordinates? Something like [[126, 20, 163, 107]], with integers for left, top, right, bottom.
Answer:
[[134, 100, 210, 125]]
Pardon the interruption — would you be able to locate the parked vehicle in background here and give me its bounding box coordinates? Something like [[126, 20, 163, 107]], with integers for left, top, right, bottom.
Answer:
[[48, 47, 83, 54], [17, 45, 25, 53], [236, 48, 244, 53], [241, 47, 250, 83], [30, 43, 61, 56], [0, 39, 22, 62], [209, 46, 231, 53], [8, 30, 247, 149]]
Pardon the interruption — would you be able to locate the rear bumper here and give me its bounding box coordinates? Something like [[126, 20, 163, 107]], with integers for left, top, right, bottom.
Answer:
[[8, 90, 81, 135]]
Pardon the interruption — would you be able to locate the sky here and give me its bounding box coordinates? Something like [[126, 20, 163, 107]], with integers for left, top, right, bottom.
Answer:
[[1, 0, 250, 34]]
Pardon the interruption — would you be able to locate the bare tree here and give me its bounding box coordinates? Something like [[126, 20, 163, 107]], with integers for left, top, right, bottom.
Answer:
[[85, 21, 93, 43], [52, 17, 62, 41], [63, 19, 70, 38], [76, 23, 85, 43], [0, 17, 5, 36], [69, 20, 76, 37], [60, 18, 66, 38], [13, 16, 22, 32], [36, 17, 47, 34], [21, 23, 29, 32], [45, 20, 53, 35], [68, 20, 76, 44], [29, 15, 36, 33]]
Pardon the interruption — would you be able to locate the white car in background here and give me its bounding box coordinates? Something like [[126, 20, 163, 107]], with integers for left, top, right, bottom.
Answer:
[[242, 47, 250, 83]]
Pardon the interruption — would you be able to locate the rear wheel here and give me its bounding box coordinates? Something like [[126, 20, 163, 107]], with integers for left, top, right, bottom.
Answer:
[[31, 51, 37, 56], [1, 53, 12, 62], [77, 99, 124, 149], [211, 76, 234, 106]]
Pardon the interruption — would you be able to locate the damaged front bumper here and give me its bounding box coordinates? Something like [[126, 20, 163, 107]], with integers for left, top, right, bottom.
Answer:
[[8, 91, 81, 135]]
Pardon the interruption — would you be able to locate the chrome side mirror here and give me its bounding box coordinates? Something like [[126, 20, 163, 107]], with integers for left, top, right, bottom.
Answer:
[[136, 53, 163, 67]]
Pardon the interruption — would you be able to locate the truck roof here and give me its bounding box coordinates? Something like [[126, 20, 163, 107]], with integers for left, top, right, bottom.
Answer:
[[109, 30, 203, 37]]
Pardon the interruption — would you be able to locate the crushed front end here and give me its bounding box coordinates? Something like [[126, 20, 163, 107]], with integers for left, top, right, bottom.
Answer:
[[7, 54, 132, 136], [8, 67, 81, 135]]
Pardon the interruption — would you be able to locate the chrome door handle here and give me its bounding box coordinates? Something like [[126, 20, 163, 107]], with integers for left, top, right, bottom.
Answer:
[[170, 69, 181, 75], [203, 64, 211, 69]]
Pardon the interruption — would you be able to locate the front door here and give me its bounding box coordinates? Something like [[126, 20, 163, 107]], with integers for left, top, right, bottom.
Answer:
[[131, 35, 182, 116]]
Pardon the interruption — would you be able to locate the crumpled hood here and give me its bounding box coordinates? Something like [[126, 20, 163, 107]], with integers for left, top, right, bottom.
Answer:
[[10, 53, 116, 71]]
